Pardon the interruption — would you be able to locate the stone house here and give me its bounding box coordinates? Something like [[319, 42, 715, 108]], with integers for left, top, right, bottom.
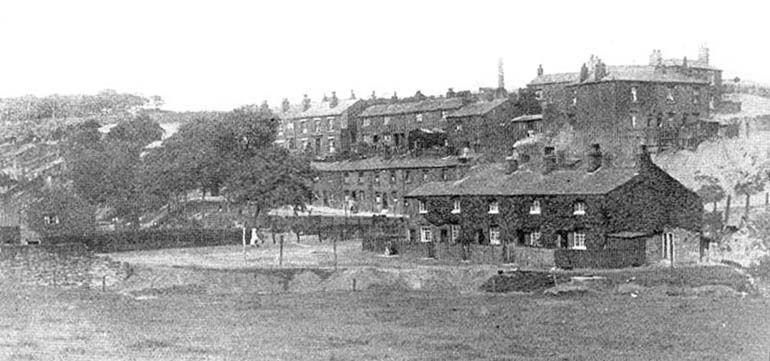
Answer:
[[445, 98, 520, 158], [405, 144, 704, 268], [310, 154, 476, 216], [274, 92, 368, 159]]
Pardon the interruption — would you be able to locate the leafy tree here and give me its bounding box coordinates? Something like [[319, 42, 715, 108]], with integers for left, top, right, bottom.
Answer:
[[734, 171, 766, 220], [105, 114, 164, 146], [694, 174, 725, 212]]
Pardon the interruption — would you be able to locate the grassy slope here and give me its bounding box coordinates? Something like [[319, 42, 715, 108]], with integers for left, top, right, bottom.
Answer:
[[1, 282, 768, 361]]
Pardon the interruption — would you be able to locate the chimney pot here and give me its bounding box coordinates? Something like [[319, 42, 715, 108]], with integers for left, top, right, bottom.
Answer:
[[302, 94, 311, 111], [329, 91, 338, 108], [537, 64, 544, 77]]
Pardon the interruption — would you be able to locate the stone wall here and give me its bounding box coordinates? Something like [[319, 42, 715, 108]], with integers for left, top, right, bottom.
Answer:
[[0, 243, 130, 289]]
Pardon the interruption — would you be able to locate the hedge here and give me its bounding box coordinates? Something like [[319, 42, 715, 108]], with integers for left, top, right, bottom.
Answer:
[[43, 228, 241, 253]]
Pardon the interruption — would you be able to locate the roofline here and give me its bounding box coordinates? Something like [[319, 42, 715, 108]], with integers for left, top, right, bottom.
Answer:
[[313, 163, 464, 172], [565, 79, 710, 87], [404, 191, 612, 198], [359, 106, 463, 118]]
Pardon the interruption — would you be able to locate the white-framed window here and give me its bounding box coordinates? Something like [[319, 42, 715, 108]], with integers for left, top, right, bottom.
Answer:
[[488, 200, 499, 214], [420, 227, 432, 243], [383, 134, 392, 144], [693, 89, 700, 104], [572, 231, 586, 250], [452, 199, 461, 214], [573, 201, 586, 215], [631, 86, 638, 103], [529, 199, 541, 214], [363, 118, 370, 127], [328, 137, 336, 153], [490, 226, 501, 245], [301, 120, 308, 134], [314, 118, 321, 132], [662, 232, 675, 259], [375, 192, 382, 204], [383, 116, 390, 125], [327, 117, 335, 131], [422, 170, 429, 182], [571, 90, 577, 106], [416, 113, 424, 122], [450, 225, 460, 242], [418, 200, 427, 214], [527, 231, 541, 247]]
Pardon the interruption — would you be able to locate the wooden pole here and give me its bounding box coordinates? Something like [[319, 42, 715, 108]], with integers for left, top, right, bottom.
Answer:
[[723, 195, 732, 229], [279, 234, 284, 267]]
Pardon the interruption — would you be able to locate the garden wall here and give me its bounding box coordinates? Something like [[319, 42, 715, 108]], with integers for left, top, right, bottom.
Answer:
[[0, 243, 130, 289]]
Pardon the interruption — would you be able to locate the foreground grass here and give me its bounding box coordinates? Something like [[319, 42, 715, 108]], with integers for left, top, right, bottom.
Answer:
[[1, 282, 769, 361]]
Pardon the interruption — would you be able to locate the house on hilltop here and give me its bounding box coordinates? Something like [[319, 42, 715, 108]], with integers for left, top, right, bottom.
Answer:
[[404, 144, 705, 268]]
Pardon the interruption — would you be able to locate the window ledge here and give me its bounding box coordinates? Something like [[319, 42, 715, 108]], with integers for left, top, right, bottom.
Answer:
[[573, 211, 586, 216], [488, 211, 499, 214], [451, 210, 461, 214], [570, 246, 587, 251], [529, 211, 541, 215], [419, 211, 428, 214]]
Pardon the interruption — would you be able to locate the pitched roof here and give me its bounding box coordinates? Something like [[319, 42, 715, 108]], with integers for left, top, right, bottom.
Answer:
[[359, 98, 464, 117], [406, 163, 639, 197], [529, 72, 580, 86], [312, 155, 472, 172], [659, 58, 719, 70], [446, 98, 508, 118], [274, 98, 361, 120]]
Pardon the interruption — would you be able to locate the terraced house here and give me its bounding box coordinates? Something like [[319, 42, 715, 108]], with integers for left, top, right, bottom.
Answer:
[[274, 92, 367, 158], [310, 154, 476, 215], [405, 145, 704, 268]]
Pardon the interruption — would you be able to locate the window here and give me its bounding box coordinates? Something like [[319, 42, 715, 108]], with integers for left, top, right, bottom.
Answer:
[[451, 199, 461, 214], [44, 214, 59, 225], [358, 171, 364, 184], [455, 124, 463, 132], [375, 192, 382, 204], [416, 113, 424, 122], [573, 201, 586, 215], [363, 135, 372, 144], [693, 89, 700, 104], [418, 200, 427, 214], [662, 232, 675, 259], [374, 173, 380, 185], [286, 122, 294, 131], [449, 225, 460, 243], [420, 227, 432, 243], [535, 90, 543, 100], [405, 170, 412, 183], [363, 118, 370, 127], [422, 170, 429, 182], [529, 199, 541, 214], [441, 111, 447, 121], [314, 119, 321, 132], [328, 137, 336, 153], [390, 171, 396, 183], [327, 117, 335, 131], [572, 231, 586, 250], [490, 226, 501, 245], [301, 121, 308, 134], [631, 86, 638, 102], [666, 87, 675, 103], [527, 231, 542, 247], [571, 90, 577, 106], [343, 172, 350, 184], [488, 200, 500, 214], [383, 116, 390, 125], [441, 168, 447, 181], [630, 113, 637, 128]]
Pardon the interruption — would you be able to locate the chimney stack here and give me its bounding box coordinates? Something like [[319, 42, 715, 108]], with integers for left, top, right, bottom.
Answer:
[[505, 147, 520, 174], [414, 90, 427, 101], [302, 94, 311, 111], [498, 58, 505, 90], [586, 143, 602, 172], [579, 63, 589, 82], [350, 90, 356, 100], [682, 56, 688, 68], [698, 44, 709, 65], [391, 91, 398, 101], [281, 98, 290, 113], [446, 88, 456, 98], [370, 91, 377, 100], [542, 146, 556, 174], [593, 59, 607, 81], [635, 144, 653, 173], [260, 100, 269, 113], [537, 64, 544, 77], [329, 91, 338, 108]]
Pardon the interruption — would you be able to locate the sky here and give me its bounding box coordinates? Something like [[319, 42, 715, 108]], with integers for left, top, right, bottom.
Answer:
[[0, 0, 767, 111]]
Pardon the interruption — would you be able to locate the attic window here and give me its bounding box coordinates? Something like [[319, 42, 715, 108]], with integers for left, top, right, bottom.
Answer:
[[573, 201, 586, 215], [529, 200, 541, 215], [416, 113, 424, 122]]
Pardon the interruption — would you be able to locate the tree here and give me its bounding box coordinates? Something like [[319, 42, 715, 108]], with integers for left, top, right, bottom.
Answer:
[[105, 114, 164, 146], [694, 174, 725, 212], [734, 171, 766, 221]]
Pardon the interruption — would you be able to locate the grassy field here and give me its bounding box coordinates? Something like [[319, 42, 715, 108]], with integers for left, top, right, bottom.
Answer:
[[1, 281, 769, 361]]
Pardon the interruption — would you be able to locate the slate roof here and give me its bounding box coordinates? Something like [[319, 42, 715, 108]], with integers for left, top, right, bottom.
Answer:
[[529, 72, 580, 86], [659, 58, 719, 70], [312, 155, 473, 172], [406, 163, 639, 197], [530, 66, 708, 87], [446, 98, 508, 118], [359, 98, 464, 117], [274, 98, 361, 120]]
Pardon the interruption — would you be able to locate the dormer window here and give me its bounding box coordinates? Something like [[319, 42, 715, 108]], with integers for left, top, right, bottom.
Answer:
[[419, 200, 427, 214], [631, 87, 638, 102], [488, 201, 500, 214], [416, 113, 424, 122], [452, 199, 461, 214], [529, 200, 541, 215], [573, 201, 586, 215]]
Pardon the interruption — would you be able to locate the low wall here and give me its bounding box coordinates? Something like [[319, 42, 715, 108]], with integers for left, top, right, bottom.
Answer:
[[554, 248, 645, 269], [0, 243, 130, 289]]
